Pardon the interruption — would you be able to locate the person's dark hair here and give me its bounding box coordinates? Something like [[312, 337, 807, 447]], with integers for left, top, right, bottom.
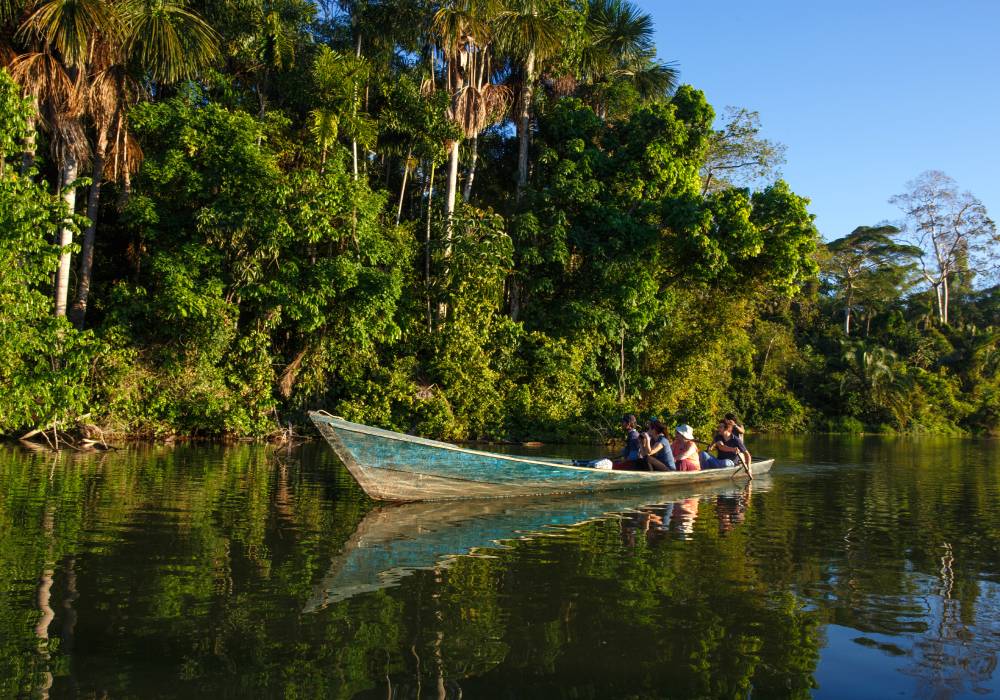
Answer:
[[649, 420, 665, 435], [622, 414, 637, 427], [724, 412, 738, 422]]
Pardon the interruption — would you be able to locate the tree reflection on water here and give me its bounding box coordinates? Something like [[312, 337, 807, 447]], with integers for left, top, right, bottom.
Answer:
[[0, 436, 997, 698]]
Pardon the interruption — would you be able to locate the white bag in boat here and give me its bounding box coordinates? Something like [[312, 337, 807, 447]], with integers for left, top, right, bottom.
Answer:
[[592, 458, 613, 470]]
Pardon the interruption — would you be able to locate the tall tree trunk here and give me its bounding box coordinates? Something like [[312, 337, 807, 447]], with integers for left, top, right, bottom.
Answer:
[[396, 147, 412, 226], [54, 153, 79, 318], [934, 281, 945, 325], [516, 49, 536, 203], [70, 129, 107, 329], [618, 325, 626, 403], [439, 141, 459, 324], [844, 281, 854, 335], [942, 275, 950, 325], [462, 136, 478, 202], [444, 139, 460, 245], [509, 275, 521, 321], [425, 160, 436, 331]]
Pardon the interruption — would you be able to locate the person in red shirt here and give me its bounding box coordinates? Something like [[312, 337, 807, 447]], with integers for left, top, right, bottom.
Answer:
[[671, 424, 701, 471]]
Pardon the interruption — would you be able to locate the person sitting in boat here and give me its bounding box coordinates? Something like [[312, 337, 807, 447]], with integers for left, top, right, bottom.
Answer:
[[671, 425, 701, 471], [639, 420, 675, 471], [700, 420, 737, 469], [713, 418, 751, 468], [725, 412, 746, 438], [619, 414, 641, 462]]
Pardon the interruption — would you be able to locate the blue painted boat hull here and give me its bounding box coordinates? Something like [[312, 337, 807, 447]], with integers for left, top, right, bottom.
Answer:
[[309, 412, 773, 502], [304, 479, 767, 609]]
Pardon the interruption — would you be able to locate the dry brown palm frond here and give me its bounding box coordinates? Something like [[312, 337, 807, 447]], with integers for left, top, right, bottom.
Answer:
[[9, 50, 83, 119], [480, 82, 512, 123], [87, 66, 118, 131], [105, 126, 141, 181], [86, 37, 119, 73], [544, 72, 577, 98], [452, 82, 511, 138], [0, 44, 16, 70], [420, 75, 435, 97], [51, 112, 90, 165]]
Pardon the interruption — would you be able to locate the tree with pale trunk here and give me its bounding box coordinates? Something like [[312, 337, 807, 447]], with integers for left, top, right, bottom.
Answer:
[[890, 171, 998, 326], [432, 0, 511, 228]]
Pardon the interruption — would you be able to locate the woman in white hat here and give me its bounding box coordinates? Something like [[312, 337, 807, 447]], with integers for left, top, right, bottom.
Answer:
[[671, 424, 701, 472]]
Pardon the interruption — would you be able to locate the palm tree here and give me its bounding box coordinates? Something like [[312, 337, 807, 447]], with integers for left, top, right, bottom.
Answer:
[[311, 45, 372, 177], [840, 342, 913, 427], [10, 0, 218, 323], [577, 0, 677, 118], [72, 0, 217, 327], [494, 0, 563, 202], [310, 106, 339, 169], [11, 0, 109, 317], [9, 50, 88, 318], [824, 225, 920, 336], [433, 0, 511, 224]]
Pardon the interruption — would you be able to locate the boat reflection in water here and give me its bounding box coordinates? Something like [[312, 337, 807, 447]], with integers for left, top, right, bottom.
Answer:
[[305, 478, 768, 611]]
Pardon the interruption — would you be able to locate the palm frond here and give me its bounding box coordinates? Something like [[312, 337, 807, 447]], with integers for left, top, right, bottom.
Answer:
[[106, 120, 141, 181], [9, 50, 82, 119], [19, 0, 119, 68], [121, 0, 219, 83], [1, 0, 27, 26], [494, 1, 564, 62], [628, 59, 678, 101], [309, 107, 339, 148], [452, 81, 510, 137]]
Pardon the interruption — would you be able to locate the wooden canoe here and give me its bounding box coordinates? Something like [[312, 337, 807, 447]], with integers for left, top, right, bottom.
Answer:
[[309, 412, 774, 502]]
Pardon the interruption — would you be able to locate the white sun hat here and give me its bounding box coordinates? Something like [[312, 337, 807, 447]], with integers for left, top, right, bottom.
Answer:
[[674, 424, 695, 440]]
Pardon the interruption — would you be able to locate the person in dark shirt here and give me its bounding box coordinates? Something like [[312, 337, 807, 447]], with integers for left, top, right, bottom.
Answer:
[[700, 420, 736, 469], [714, 419, 751, 467], [724, 413, 745, 438], [619, 414, 641, 461]]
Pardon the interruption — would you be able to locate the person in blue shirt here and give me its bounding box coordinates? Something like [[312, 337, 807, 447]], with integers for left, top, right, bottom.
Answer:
[[640, 420, 675, 471]]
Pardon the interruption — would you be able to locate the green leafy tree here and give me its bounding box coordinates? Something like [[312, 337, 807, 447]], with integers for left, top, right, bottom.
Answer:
[[0, 68, 100, 434], [701, 106, 786, 195], [823, 225, 920, 336]]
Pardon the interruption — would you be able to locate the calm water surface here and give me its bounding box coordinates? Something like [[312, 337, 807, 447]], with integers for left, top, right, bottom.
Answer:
[[2, 436, 999, 698]]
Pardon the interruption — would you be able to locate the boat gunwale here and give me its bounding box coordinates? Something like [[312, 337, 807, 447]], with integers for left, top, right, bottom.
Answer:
[[309, 411, 772, 479]]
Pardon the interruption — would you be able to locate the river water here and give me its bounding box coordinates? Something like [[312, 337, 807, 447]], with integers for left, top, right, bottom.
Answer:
[[1, 436, 999, 698]]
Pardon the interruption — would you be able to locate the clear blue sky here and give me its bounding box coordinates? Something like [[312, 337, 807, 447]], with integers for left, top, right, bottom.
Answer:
[[648, 0, 1000, 241]]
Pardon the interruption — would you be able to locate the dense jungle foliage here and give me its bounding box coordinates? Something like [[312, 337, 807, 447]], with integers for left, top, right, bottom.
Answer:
[[1, 0, 998, 440]]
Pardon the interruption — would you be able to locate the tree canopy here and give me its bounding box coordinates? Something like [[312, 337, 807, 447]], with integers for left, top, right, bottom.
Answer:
[[1, 0, 998, 440]]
